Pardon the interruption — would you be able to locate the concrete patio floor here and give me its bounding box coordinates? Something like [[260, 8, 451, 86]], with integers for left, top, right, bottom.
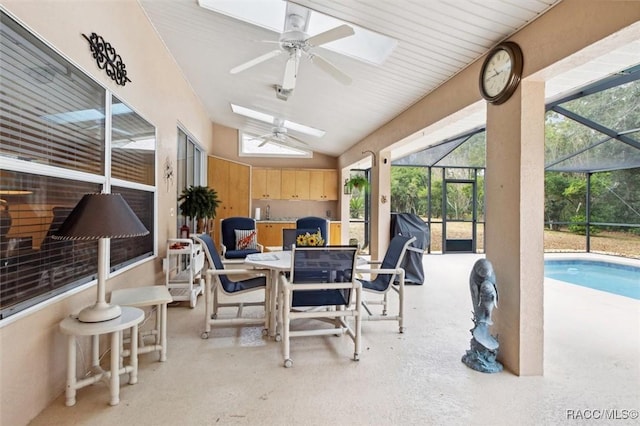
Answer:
[[29, 253, 640, 425]]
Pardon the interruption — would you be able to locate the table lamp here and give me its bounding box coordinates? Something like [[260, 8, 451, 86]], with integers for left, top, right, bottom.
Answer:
[[53, 193, 149, 322]]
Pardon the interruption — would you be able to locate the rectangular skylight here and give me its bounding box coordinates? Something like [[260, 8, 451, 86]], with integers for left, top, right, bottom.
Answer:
[[199, 0, 396, 65], [239, 132, 312, 158], [231, 104, 325, 137]]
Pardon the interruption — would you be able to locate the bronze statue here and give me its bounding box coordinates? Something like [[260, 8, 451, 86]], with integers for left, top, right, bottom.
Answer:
[[462, 259, 503, 373]]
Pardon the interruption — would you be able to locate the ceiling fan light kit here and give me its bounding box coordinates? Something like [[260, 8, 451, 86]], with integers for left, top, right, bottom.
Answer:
[[229, 5, 355, 95]]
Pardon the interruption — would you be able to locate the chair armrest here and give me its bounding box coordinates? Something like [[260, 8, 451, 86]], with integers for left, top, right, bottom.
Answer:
[[257, 243, 264, 253], [355, 267, 402, 275], [206, 268, 270, 277], [222, 258, 245, 266], [220, 244, 227, 255]]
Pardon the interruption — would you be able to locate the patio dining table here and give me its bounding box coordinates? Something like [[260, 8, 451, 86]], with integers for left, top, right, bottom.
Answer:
[[244, 250, 366, 339]]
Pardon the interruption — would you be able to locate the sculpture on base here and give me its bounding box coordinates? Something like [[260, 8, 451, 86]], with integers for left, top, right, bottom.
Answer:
[[462, 259, 503, 373]]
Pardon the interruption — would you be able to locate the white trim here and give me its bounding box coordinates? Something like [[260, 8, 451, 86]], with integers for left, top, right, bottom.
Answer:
[[0, 157, 106, 184]]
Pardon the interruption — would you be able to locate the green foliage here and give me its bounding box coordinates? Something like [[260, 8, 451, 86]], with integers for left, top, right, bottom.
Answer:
[[390, 167, 429, 214], [346, 174, 369, 192], [178, 185, 220, 220], [568, 214, 600, 235], [349, 195, 364, 219]]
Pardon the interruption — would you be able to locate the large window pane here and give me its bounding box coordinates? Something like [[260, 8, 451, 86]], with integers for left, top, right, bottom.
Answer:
[[0, 171, 100, 319], [110, 186, 154, 270], [0, 11, 157, 319], [176, 128, 204, 233], [0, 12, 105, 174], [111, 96, 156, 185]]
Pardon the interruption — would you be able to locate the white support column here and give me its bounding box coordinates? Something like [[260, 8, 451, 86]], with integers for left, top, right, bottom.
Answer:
[[370, 150, 391, 260], [485, 80, 545, 376]]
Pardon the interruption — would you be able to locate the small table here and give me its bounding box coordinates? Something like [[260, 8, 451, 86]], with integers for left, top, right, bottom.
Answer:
[[59, 306, 144, 407], [110, 286, 173, 362]]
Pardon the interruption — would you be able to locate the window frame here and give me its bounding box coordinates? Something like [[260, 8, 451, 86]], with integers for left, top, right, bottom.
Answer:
[[0, 10, 157, 322]]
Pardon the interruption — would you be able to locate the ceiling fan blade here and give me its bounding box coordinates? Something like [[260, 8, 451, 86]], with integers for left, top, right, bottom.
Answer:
[[282, 53, 299, 90], [306, 24, 354, 47], [248, 133, 274, 147], [284, 134, 309, 146], [310, 54, 352, 85], [267, 138, 309, 151], [230, 49, 282, 74]]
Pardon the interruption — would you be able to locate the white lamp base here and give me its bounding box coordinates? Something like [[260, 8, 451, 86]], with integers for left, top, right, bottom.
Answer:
[[77, 302, 122, 323]]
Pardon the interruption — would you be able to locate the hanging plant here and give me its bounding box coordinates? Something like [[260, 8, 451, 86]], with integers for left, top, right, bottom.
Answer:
[[178, 185, 220, 233], [346, 174, 369, 192]]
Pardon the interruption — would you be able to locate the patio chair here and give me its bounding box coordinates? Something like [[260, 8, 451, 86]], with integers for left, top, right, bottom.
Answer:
[[279, 245, 361, 368], [356, 235, 416, 333], [220, 216, 263, 259], [295, 216, 329, 245], [193, 233, 270, 339]]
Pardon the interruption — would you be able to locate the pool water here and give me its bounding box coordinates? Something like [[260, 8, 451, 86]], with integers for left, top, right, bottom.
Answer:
[[544, 260, 640, 300]]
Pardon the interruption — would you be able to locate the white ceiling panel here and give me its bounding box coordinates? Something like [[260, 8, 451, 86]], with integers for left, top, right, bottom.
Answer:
[[139, 0, 567, 156]]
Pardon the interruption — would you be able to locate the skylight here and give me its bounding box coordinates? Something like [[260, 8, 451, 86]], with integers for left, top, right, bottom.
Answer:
[[239, 132, 312, 158], [198, 0, 396, 65], [231, 104, 325, 137]]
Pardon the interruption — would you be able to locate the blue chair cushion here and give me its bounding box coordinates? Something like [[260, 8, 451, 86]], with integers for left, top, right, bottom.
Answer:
[[224, 248, 260, 259], [197, 233, 266, 293], [223, 275, 266, 293]]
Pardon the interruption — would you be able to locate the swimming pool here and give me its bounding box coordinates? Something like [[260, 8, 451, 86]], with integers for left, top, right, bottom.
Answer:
[[544, 259, 640, 300]]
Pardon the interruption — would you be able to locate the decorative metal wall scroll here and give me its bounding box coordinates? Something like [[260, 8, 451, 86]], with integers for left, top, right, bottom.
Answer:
[[82, 33, 131, 86]]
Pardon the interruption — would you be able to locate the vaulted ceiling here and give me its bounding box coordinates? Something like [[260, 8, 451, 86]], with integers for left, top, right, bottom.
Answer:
[[140, 0, 636, 160]]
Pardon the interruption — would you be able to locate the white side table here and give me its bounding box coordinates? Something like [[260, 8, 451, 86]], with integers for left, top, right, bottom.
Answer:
[[59, 306, 144, 407], [110, 286, 173, 361]]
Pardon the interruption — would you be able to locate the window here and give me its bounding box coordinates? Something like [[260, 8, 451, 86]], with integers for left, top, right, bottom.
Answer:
[[177, 127, 204, 230], [0, 11, 156, 319], [239, 132, 312, 158]]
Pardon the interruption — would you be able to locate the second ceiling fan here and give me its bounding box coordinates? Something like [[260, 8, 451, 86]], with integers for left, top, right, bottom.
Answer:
[[230, 4, 355, 91], [250, 118, 310, 150]]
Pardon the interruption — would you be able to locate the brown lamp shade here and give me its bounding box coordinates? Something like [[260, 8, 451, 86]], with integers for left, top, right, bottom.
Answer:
[[52, 193, 149, 240]]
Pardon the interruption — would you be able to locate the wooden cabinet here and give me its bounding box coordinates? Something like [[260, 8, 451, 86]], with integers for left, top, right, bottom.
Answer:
[[208, 156, 250, 244], [329, 222, 342, 245], [252, 168, 281, 199], [281, 170, 310, 200], [252, 168, 337, 201], [257, 222, 295, 247], [309, 170, 338, 200]]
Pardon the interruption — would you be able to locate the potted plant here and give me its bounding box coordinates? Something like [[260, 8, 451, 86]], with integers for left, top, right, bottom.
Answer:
[[346, 174, 369, 192], [178, 185, 220, 234]]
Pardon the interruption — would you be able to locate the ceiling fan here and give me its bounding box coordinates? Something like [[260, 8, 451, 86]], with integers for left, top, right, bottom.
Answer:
[[249, 119, 310, 150], [230, 7, 355, 91]]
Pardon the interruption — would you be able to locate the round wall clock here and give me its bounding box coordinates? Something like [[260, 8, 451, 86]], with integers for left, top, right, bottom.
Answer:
[[479, 41, 524, 105]]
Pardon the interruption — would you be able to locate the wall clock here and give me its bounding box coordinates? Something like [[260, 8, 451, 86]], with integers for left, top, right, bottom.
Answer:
[[479, 41, 524, 105]]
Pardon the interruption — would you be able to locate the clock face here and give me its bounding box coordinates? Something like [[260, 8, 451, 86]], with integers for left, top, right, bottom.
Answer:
[[482, 49, 512, 97], [479, 42, 523, 104]]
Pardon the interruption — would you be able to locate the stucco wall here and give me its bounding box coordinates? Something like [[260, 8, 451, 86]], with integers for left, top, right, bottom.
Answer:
[[0, 1, 213, 425]]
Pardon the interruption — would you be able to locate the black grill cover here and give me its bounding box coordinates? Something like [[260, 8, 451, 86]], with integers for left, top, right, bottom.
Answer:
[[390, 213, 430, 285]]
